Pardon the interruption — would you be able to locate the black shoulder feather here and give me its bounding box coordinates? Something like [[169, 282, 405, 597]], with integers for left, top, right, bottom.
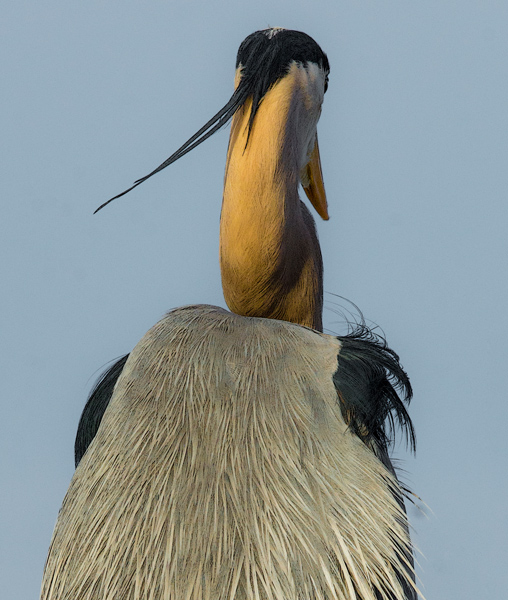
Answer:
[[333, 323, 417, 600], [74, 354, 129, 467], [334, 325, 415, 455]]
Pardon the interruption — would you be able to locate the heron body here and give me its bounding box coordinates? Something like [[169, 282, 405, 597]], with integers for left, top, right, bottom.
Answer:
[[42, 306, 414, 600], [43, 28, 418, 600]]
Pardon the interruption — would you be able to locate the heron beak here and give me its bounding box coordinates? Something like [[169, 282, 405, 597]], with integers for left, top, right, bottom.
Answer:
[[302, 137, 329, 220]]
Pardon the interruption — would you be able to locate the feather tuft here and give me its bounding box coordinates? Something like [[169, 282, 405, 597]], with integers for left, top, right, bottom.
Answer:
[[74, 354, 129, 467], [333, 321, 415, 455]]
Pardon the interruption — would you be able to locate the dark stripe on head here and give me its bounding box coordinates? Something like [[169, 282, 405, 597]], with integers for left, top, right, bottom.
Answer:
[[236, 29, 329, 134]]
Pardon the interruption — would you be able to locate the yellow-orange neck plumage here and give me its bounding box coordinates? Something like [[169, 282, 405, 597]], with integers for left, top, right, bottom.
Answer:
[[220, 64, 325, 331]]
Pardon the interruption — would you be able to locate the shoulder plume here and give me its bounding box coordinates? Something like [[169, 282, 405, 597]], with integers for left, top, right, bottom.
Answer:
[[334, 325, 415, 454], [74, 354, 129, 467]]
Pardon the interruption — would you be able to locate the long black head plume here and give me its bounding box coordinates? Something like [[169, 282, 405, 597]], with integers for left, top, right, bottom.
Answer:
[[95, 28, 329, 213]]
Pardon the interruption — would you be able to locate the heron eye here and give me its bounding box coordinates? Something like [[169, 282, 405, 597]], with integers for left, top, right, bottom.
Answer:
[[324, 75, 329, 93]]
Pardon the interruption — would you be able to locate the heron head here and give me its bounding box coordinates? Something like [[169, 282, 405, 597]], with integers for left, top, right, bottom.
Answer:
[[96, 29, 329, 215], [230, 30, 329, 220], [234, 29, 329, 135]]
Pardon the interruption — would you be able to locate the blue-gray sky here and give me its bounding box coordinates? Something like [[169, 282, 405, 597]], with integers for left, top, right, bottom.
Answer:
[[2, 2, 507, 598]]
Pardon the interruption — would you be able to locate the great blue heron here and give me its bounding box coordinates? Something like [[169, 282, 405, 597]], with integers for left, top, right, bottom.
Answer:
[[42, 29, 418, 600]]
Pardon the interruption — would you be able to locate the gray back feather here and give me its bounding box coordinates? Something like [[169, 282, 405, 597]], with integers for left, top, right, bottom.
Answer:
[[42, 306, 417, 600]]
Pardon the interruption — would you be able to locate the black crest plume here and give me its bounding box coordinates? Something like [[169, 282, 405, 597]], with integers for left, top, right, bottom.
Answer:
[[94, 28, 329, 213], [235, 29, 329, 137]]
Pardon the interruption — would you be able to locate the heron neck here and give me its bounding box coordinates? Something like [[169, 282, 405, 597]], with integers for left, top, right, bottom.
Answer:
[[220, 88, 323, 331]]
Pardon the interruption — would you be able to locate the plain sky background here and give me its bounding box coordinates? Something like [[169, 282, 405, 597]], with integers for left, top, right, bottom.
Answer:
[[2, 2, 507, 598]]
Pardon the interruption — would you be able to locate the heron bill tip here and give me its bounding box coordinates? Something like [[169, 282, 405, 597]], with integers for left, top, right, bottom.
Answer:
[[302, 138, 329, 220]]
